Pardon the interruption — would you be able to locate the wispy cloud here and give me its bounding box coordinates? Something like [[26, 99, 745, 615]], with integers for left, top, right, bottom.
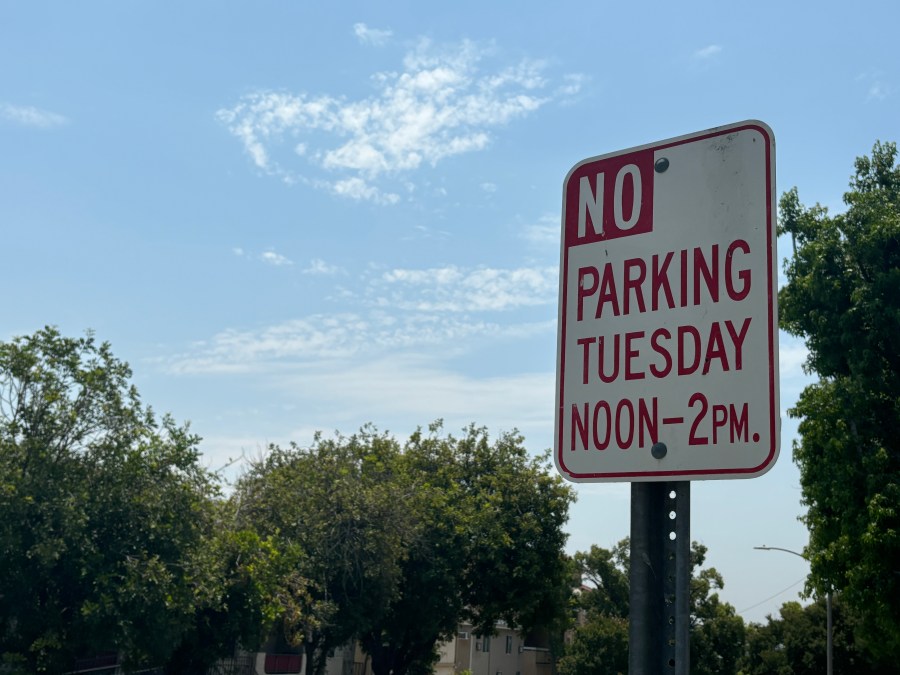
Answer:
[[373, 265, 557, 312], [779, 336, 809, 379], [857, 71, 892, 101], [556, 73, 588, 102], [217, 33, 581, 203], [521, 213, 560, 247], [302, 258, 341, 275], [260, 250, 293, 266], [276, 354, 555, 432], [327, 177, 400, 205], [693, 44, 722, 60], [234, 247, 296, 266], [353, 22, 393, 47], [160, 260, 556, 375], [0, 103, 68, 128], [163, 312, 551, 375], [868, 82, 889, 101]]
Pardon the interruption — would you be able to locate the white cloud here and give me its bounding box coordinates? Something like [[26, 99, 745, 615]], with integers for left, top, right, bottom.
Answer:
[[328, 177, 400, 205], [232, 247, 245, 256], [375, 265, 557, 312], [868, 83, 888, 101], [162, 311, 551, 375], [160, 260, 557, 374], [217, 35, 576, 203], [302, 258, 341, 275], [282, 354, 554, 432], [779, 336, 809, 379], [0, 103, 68, 128], [694, 44, 722, 60], [857, 71, 892, 101], [353, 22, 393, 47], [521, 213, 560, 247], [481, 182, 498, 193], [260, 250, 293, 266], [556, 73, 587, 98]]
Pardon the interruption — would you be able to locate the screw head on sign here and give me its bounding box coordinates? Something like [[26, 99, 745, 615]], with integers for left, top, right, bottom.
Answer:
[[654, 157, 670, 173], [651, 442, 668, 459]]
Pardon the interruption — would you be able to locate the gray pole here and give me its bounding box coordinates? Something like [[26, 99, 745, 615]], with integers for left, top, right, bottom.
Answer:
[[672, 482, 690, 674], [629, 482, 690, 675], [826, 591, 833, 675], [629, 482, 663, 675]]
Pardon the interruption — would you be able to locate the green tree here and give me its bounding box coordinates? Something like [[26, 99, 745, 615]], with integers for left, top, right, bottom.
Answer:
[[162, 507, 298, 674], [688, 544, 745, 675], [234, 427, 413, 675], [778, 141, 900, 660], [558, 615, 629, 675], [741, 597, 892, 675], [572, 542, 630, 619], [559, 541, 743, 675], [557, 542, 630, 675], [0, 328, 220, 673], [358, 424, 576, 675]]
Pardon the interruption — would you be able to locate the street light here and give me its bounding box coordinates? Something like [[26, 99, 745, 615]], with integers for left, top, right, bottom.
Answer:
[[754, 545, 832, 675]]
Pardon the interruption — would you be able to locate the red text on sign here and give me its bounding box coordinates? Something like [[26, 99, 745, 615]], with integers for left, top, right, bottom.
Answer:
[[576, 239, 751, 321]]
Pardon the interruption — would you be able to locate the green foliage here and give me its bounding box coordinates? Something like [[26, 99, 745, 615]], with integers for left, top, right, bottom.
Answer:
[[572, 543, 629, 618], [558, 541, 630, 675], [558, 615, 628, 675], [162, 508, 297, 673], [561, 540, 744, 675], [741, 597, 893, 675], [779, 141, 900, 660], [0, 327, 220, 672], [689, 544, 745, 675], [234, 426, 413, 675], [0, 329, 575, 675], [356, 423, 576, 675]]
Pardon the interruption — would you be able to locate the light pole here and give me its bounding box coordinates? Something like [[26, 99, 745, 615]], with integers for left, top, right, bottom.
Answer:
[[754, 545, 832, 675]]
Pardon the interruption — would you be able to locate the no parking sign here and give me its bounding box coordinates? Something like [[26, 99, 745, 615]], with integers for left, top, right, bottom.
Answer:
[[554, 121, 779, 482]]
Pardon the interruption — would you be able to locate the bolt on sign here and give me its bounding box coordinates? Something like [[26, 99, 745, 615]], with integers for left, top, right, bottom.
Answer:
[[554, 121, 779, 482]]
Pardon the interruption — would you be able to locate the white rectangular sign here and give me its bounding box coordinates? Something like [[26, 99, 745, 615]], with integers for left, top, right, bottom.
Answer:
[[555, 121, 779, 482]]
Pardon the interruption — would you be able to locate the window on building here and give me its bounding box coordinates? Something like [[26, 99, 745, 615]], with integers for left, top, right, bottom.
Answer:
[[506, 636, 513, 654], [482, 636, 491, 653]]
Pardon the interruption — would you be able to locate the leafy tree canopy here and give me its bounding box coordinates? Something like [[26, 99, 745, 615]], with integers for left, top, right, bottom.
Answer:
[[0, 328, 221, 673], [741, 596, 893, 675], [560, 540, 743, 675], [348, 423, 575, 675], [778, 141, 900, 660], [234, 426, 413, 675]]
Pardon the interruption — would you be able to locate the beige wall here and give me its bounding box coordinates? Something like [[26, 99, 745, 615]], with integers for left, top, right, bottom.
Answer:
[[435, 623, 550, 675]]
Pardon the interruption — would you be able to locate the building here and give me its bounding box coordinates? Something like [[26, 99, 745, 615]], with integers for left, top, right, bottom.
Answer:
[[435, 622, 554, 675]]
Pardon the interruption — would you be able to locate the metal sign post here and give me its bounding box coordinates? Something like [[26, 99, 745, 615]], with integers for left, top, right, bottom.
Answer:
[[629, 481, 690, 675], [554, 121, 778, 674]]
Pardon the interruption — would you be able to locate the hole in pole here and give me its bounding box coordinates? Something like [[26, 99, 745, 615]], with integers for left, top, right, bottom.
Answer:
[[669, 531, 676, 540], [669, 490, 676, 499]]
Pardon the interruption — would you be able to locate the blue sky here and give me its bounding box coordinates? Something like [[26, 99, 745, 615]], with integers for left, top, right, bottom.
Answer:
[[2, 1, 898, 623]]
